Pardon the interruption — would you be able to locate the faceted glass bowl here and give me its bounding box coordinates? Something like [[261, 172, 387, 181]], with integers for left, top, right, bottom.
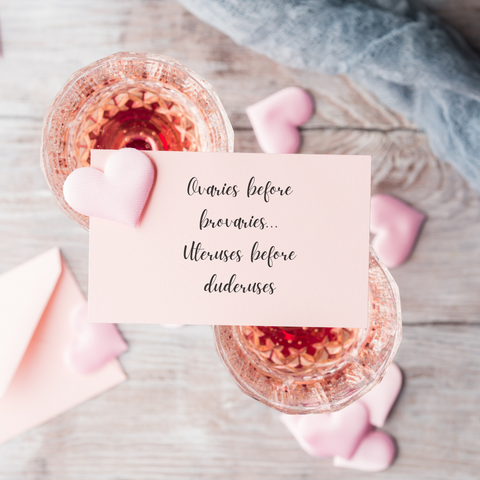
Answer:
[[41, 52, 234, 230], [214, 247, 402, 414]]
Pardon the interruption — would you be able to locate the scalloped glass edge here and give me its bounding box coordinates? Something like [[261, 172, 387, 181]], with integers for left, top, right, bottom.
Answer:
[[41, 52, 234, 230], [213, 246, 402, 415]]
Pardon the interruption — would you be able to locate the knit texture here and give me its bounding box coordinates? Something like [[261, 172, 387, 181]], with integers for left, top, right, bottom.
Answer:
[[177, 0, 480, 191]]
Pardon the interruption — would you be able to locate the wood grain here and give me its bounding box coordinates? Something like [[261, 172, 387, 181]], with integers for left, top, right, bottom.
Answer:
[[0, 0, 480, 478], [1, 324, 479, 480]]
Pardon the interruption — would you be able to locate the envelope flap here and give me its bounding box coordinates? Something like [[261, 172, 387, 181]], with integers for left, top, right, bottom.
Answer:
[[0, 248, 62, 399]]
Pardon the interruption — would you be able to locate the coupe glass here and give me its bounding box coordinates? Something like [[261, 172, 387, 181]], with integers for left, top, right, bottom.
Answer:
[[214, 247, 402, 414], [41, 52, 234, 230]]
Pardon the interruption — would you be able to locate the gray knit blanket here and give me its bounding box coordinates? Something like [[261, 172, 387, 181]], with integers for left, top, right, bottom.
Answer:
[[177, 0, 480, 192]]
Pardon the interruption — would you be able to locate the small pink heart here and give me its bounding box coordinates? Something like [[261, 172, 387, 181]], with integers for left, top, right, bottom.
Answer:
[[333, 430, 396, 472], [281, 401, 371, 459], [359, 362, 403, 428], [63, 148, 155, 228], [370, 194, 425, 268], [246, 87, 314, 154], [65, 301, 128, 374]]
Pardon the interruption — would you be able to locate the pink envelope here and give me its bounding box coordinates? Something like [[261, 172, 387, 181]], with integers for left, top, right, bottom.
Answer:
[[0, 248, 126, 445]]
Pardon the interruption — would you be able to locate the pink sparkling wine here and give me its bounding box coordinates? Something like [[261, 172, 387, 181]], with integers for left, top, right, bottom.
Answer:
[[215, 249, 402, 414], [41, 52, 233, 230], [242, 326, 357, 373], [74, 87, 199, 168]]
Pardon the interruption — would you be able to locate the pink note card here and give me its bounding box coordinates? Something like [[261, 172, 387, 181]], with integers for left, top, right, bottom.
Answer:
[[89, 151, 371, 327]]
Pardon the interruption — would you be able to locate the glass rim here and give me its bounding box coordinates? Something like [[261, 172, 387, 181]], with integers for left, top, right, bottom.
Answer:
[[41, 51, 234, 230], [213, 246, 402, 415]]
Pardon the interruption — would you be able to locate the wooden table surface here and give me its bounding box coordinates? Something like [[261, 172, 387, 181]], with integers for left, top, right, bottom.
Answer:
[[1, 1, 480, 478]]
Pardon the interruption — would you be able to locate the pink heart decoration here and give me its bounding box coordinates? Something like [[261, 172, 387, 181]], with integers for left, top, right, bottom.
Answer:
[[65, 301, 128, 374], [246, 87, 314, 154], [63, 148, 155, 228], [333, 431, 396, 472], [281, 363, 402, 471], [281, 401, 371, 459], [370, 194, 425, 268], [359, 362, 403, 428]]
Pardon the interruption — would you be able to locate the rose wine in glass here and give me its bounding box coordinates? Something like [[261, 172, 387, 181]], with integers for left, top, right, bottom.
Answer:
[[75, 86, 200, 166], [214, 247, 401, 414], [41, 52, 234, 230]]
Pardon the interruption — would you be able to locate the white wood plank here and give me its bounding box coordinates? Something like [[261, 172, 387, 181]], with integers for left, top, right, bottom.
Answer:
[[0, 324, 477, 480]]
